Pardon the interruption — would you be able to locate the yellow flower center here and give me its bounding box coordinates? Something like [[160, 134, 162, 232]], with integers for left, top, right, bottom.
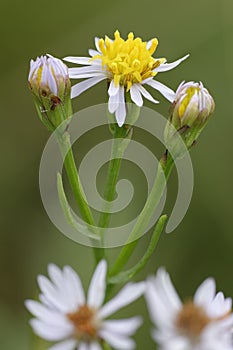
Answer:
[[67, 305, 99, 341], [178, 87, 200, 117], [93, 30, 165, 91]]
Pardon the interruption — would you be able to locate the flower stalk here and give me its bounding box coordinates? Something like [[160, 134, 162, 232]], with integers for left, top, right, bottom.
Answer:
[[109, 152, 174, 276]]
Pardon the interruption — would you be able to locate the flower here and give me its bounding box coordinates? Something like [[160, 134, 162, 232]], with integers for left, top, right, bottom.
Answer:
[[171, 81, 215, 129], [164, 81, 215, 155], [29, 54, 70, 100], [64, 30, 189, 127], [28, 55, 72, 131], [25, 260, 145, 350], [145, 268, 233, 350]]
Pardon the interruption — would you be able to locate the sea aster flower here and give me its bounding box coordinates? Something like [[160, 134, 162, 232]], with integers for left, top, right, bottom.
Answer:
[[25, 260, 144, 350], [170, 81, 215, 129], [29, 54, 70, 99], [64, 30, 189, 126], [145, 268, 233, 350], [164, 80, 215, 154], [28, 54, 71, 131]]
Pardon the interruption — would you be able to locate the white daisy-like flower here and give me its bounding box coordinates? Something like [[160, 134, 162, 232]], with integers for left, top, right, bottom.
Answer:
[[145, 268, 233, 350], [25, 260, 145, 350], [64, 30, 189, 127]]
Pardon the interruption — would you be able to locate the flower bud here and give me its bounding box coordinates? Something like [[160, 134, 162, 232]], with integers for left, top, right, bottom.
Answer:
[[164, 81, 215, 154], [28, 55, 72, 131]]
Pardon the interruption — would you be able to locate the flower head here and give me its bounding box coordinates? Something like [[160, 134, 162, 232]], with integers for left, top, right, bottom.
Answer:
[[171, 81, 215, 128], [64, 30, 189, 127], [165, 81, 215, 151], [29, 54, 70, 100], [28, 55, 71, 131], [25, 260, 144, 350], [145, 268, 233, 350]]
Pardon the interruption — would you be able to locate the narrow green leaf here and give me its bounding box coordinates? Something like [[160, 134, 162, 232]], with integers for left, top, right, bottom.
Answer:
[[57, 173, 100, 241], [108, 215, 168, 284]]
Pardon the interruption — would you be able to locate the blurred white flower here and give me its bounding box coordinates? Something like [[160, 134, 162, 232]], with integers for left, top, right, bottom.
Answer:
[[25, 260, 144, 350], [146, 268, 233, 350], [64, 30, 189, 127]]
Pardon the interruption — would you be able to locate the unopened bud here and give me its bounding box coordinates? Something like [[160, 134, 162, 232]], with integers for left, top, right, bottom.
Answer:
[[165, 81, 215, 154], [28, 54, 72, 131]]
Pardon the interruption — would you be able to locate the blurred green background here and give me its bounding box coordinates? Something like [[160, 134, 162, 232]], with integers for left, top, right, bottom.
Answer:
[[1, 0, 233, 348]]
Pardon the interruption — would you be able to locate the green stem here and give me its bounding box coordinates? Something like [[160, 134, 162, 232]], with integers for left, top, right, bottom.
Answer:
[[109, 152, 174, 276], [57, 131, 96, 226], [98, 126, 131, 230], [96, 126, 131, 260], [56, 131, 102, 262], [102, 342, 112, 350], [108, 214, 167, 284]]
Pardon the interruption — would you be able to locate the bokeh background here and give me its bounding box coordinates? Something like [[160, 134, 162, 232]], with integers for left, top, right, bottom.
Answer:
[[1, 0, 233, 348]]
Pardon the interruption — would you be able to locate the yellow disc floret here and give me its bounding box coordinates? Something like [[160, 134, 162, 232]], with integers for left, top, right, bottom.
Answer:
[[93, 30, 165, 91]]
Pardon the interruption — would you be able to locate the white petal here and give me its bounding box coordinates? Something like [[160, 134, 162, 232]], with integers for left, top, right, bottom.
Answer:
[[146, 280, 175, 328], [145, 269, 182, 329], [48, 264, 64, 287], [71, 76, 106, 99], [87, 260, 107, 308], [99, 282, 145, 319], [194, 278, 216, 309], [146, 40, 153, 50], [63, 265, 86, 308], [108, 80, 119, 96], [207, 292, 232, 318], [68, 66, 103, 76], [89, 343, 102, 350], [130, 85, 143, 107], [134, 84, 159, 104], [155, 54, 189, 73], [39, 293, 53, 309], [48, 263, 86, 313], [89, 49, 100, 57], [99, 330, 135, 350], [108, 92, 120, 114], [47, 68, 58, 95], [155, 334, 190, 350], [63, 57, 93, 65], [29, 59, 39, 80], [48, 339, 77, 350], [154, 268, 182, 311], [25, 300, 69, 328], [144, 80, 175, 102], [79, 343, 89, 350], [29, 319, 73, 341], [37, 275, 68, 312], [95, 37, 101, 52], [102, 317, 142, 336], [69, 73, 105, 79], [115, 86, 126, 127]]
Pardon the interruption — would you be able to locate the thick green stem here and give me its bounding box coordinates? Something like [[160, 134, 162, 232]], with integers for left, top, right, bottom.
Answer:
[[109, 152, 174, 276]]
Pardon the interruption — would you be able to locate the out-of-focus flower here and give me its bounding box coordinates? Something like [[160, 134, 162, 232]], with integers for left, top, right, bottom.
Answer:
[[25, 260, 144, 350], [145, 268, 233, 350], [165, 81, 215, 152], [64, 30, 189, 127], [28, 54, 72, 131]]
